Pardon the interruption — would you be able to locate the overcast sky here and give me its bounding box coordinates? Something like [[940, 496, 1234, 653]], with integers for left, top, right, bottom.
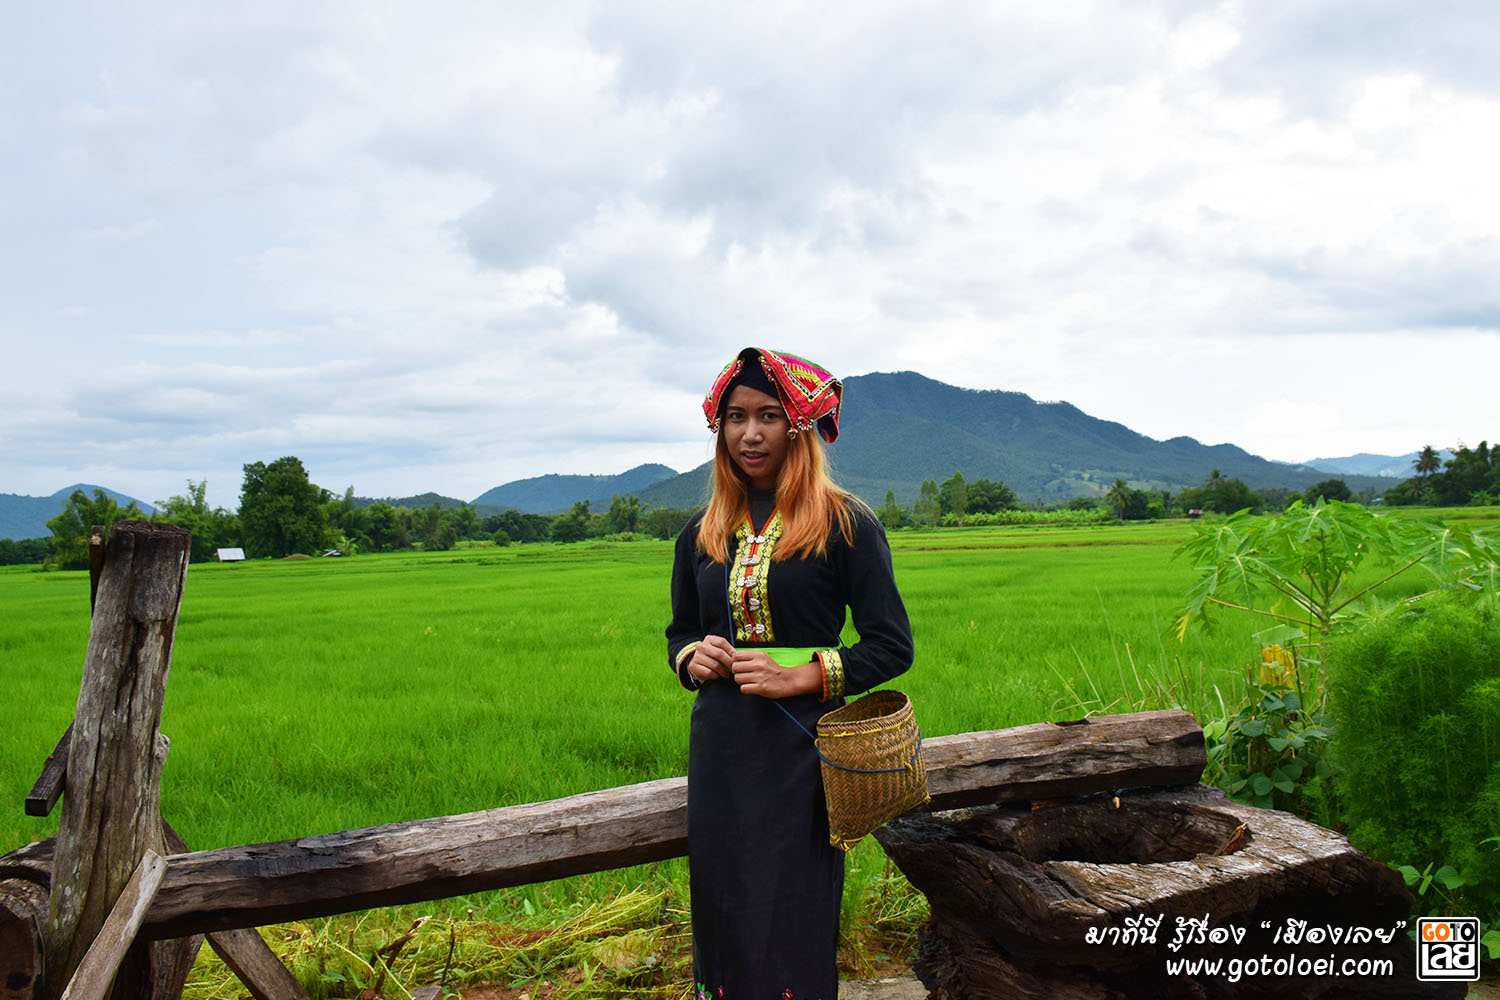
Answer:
[[4, 1, 1498, 510]]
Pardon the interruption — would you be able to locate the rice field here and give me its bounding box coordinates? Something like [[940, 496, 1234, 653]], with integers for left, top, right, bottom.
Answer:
[[12, 513, 1480, 994], [1, 520, 1261, 859]]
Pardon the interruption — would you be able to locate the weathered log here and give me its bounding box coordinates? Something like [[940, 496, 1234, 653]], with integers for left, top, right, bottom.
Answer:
[[140, 709, 1202, 938], [922, 708, 1203, 810], [43, 521, 191, 1000], [206, 929, 312, 1000], [1, 841, 51, 1000], [877, 785, 1461, 999], [58, 853, 166, 1000]]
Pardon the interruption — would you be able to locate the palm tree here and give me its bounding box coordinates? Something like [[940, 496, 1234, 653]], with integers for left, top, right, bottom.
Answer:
[[1106, 479, 1131, 521], [1414, 445, 1441, 478]]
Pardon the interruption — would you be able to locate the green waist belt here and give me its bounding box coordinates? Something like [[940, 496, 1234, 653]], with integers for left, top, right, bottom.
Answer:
[[760, 646, 819, 668]]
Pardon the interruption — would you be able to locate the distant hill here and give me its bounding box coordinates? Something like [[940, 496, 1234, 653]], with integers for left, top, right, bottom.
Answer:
[[1302, 451, 1452, 480], [353, 491, 469, 510], [639, 372, 1400, 509], [0, 485, 156, 541], [472, 463, 678, 514]]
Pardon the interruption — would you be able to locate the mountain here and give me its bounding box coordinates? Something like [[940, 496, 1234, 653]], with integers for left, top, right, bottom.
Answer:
[[0, 485, 156, 541], [1303, 451, 1452, 480], [472, 463, 678, 514], [638, 372, 1401, 508], [353, 492, 469, 510]]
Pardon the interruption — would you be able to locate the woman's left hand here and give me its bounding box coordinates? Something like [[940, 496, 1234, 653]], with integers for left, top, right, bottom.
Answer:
[[731, 651, 820, 699]]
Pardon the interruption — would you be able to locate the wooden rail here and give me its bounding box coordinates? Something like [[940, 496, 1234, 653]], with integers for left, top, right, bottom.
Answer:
[[141, 710, 1203, 939]]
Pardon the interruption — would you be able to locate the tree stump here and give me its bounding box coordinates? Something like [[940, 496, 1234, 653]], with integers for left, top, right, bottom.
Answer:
[[42, 522, 191, 1000], [1, 840, 53, 1000], [877, 785, 1462, 999]]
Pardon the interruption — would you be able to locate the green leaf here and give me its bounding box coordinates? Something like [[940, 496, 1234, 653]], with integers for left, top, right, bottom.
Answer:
[[1267, 736, 1290, 752], [1251, 774, 1273, 797], [1432, 865, 1467, 890], [1272, 778, 1295, 793], [1483, 929, 1500, 961], [1239, 719, 1266, 738], [1397, 865, 1420, 886]]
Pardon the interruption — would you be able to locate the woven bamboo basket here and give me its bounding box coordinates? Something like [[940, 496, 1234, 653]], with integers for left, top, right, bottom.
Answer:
[[816, 689, 929, 851]]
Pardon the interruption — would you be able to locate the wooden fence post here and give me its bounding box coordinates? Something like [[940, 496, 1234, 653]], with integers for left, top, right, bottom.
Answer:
[[42, 521, 191, 1000]]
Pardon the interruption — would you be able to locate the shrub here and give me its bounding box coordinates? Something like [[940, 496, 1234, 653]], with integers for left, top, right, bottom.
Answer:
[[1327, 593, 1500, 927]]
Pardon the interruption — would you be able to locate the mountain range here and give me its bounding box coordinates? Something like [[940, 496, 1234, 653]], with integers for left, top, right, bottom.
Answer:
[[1300, 451, 1452, 480], [632, 372, 1401, 509], [0, 485, 155, 541], [4, 372, 1421, 536]]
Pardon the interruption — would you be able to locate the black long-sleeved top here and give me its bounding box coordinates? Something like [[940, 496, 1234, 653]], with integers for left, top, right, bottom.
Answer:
[[666, 502, 913, 699]]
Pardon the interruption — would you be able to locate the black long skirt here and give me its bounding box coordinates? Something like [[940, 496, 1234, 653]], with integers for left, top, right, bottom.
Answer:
[[687, 680, 844, 999]]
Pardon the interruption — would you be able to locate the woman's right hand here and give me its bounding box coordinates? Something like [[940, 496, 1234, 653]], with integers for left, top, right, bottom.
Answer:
[[688, 635, 736, 684]]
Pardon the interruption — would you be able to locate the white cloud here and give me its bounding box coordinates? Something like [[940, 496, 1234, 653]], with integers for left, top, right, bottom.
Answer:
[[3, 0, 1499, 509]]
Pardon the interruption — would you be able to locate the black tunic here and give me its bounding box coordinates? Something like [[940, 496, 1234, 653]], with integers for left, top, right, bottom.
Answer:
[[666, 497, 913, 998]]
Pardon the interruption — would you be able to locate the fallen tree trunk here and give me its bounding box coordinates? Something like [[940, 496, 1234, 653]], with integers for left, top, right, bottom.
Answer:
[[876, 785, 1461, 1000], [1, 840, 52, 1000], [140, 709, 1203, 938]]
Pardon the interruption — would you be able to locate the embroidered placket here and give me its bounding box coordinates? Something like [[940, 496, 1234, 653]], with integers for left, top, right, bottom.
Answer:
[[731, 512, 782, 643]]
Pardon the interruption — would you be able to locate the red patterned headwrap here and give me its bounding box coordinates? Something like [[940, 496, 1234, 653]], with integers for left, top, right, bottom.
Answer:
[[703, 347, 843, 443]]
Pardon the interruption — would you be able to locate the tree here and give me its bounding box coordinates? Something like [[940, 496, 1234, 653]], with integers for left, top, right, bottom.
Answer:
[[967, 479, 1018, 514], [1414, 445, 1442, 478], [877, 490, 906, 530], [939, 471, 969, 518], [0, 536, 54, 565], [1178, 473, 1260, 515], [365, 501, 409, 551], [239, 457, 329, 558], [485, 509, 554, 543], [1105, 479, 1131, 521], [606, 494, 642, 534], [643, 505, 694, 540], [913, 479, 941, 528], [47, 489, 143, 569], [1307, 478, 1351, 503], [154, 479, 240, 562], [551, 500, 592, 543]]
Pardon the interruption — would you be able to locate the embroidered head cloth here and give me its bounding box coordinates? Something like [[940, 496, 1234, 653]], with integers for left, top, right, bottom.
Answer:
[[703, 347, 843, 442]]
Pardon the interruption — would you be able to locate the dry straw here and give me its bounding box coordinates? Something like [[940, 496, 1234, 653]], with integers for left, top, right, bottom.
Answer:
[[816, 690, 929, 851]]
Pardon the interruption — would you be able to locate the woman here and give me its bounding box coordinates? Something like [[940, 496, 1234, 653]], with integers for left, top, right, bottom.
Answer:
[[666, 347, 914, 998]]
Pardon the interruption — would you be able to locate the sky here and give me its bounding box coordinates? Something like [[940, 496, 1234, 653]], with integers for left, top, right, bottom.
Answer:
[[3, 1, 1498, 510]]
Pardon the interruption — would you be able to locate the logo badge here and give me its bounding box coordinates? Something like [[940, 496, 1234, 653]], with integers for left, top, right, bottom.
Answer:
[[1416, 917, 1481, 981]]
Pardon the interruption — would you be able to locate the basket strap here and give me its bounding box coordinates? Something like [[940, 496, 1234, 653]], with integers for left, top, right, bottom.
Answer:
[[774, 700, 923, 774]]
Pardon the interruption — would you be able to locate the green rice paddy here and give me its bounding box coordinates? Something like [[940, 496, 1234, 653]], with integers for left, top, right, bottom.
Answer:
[[7, 511, 1495, 991], [2, 520, 1258, 857]]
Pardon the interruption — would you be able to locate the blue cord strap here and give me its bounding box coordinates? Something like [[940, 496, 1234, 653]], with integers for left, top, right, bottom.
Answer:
[[775, 700, 923, 774]]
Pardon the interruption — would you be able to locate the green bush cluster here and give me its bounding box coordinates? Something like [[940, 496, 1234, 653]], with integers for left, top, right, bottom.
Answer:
[[1326, 593, 1500, 924]]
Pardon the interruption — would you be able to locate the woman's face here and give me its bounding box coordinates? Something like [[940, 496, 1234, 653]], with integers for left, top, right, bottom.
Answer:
[[723, 384, 789, 489]]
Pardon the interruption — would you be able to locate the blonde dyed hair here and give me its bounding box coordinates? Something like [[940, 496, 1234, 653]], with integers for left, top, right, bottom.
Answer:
[[698, 428, 862, 563]]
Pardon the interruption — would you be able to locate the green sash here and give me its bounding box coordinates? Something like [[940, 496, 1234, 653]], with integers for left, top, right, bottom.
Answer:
[[759, 646, 819, 668]]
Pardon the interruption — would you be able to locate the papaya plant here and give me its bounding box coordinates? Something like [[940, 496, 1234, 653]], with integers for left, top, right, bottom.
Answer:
[[1174, 500, 1500, 659], [1176, 501, 1499, 828]]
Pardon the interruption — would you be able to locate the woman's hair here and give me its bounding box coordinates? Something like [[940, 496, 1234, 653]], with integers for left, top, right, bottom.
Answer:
[[698, 428, 863, 563]]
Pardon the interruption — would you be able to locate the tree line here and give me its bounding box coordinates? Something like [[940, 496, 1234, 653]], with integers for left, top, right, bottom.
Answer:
[[14, 456, 700, 567], [869, 468, 1363, 527], [8, 443, 1496, 566], [1383, 441, 1499, 507]]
